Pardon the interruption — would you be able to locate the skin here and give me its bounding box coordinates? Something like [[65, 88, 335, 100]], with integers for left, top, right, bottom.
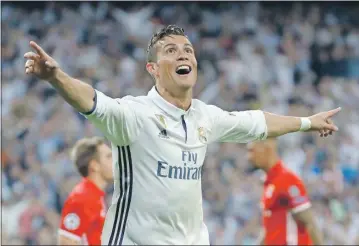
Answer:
[[146, 35, 197, 111], [24, 40, 340, 138], [58, 143, 113, 245], [247, 139, 323, 245], [24, 29, 337, 246], [87, 143, 114, 190]]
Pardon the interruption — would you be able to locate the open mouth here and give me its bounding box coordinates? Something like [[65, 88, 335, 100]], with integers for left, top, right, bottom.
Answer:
[[176, 65, 192, 75]]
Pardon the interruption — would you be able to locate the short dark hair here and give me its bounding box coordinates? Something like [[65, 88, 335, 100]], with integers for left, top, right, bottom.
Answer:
[[146, 25, 187, 63], [71, 137, 105, 177]]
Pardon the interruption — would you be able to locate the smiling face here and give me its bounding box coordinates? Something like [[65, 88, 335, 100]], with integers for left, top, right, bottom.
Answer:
[[146, 35, 198, 93]]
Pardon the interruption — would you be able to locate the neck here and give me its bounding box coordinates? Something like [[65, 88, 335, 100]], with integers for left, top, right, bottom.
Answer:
[[156, 84, 192, 111], [87, 174, 107, 191], [263, 153, 280, 172]]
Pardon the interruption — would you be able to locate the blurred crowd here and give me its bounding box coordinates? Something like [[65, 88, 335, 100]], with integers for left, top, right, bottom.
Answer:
[[2, 2, 359, 245]]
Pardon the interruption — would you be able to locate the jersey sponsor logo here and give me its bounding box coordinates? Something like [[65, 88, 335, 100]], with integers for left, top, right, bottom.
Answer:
[[197, 127, 208, 143], [63, 213, 80, 230], [157, 161, 202, 180], [182, 150, 198, 164], [265, 184, 275, 198], [157, 151, 201, 180]]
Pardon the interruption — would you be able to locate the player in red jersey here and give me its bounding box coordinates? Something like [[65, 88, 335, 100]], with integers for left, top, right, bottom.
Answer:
[[247, 138, 323, 245], [58, 137, 113, 245]]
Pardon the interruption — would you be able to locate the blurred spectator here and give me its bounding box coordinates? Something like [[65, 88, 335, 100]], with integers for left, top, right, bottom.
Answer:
[[1, 2, 358, 245]]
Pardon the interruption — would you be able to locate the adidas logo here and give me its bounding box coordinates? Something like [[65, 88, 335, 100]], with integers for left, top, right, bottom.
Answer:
[[158, 129, 169, 139]]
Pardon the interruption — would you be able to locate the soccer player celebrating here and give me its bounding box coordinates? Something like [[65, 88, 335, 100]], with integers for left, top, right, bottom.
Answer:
[[58, 137, 113, 245], [247, 139, 323, 245], [25, 25, 339, 245]]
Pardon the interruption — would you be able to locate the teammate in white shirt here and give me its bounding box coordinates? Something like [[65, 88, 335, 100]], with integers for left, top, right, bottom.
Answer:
[[24, 25, 341, 245]]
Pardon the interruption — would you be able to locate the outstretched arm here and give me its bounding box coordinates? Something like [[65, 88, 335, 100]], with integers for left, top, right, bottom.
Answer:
[[24, 41, 143, 146], [24, 41, 95, 114], [263, 108, 341, 138], [207, 106, 341, 144]]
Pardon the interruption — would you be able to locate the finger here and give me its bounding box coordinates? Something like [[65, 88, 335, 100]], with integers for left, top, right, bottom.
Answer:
[[324, 123, 339, 132], [319, 129, 330, 137], [25, 67, 33, 74], [327, 119, 335, 135], [326, 107, 341, 118], [25, 60, 34, 67], [24, 52, 40, 60], [326, 119, 335, 135], [30, 41, 48, 58]]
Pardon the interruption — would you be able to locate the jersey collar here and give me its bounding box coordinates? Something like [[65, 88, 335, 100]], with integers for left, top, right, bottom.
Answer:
[[83, 178, 105, 197], [148, 86, 195, 119], [264, 160, 284, 185]]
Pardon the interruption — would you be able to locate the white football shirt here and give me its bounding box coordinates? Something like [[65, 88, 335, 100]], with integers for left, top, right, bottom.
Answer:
[[83, 86, 268, 245]]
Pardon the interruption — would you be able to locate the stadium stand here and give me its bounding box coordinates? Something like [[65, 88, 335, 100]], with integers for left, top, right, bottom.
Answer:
[[2, 2, 359, 245]]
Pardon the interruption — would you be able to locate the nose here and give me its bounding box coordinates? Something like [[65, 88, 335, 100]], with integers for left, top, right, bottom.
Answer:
[[177, 56, 189, 61], [177, 50, 189, 61]]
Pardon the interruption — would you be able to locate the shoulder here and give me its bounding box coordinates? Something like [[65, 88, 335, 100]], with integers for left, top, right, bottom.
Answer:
[[191, 100, 222, 131], [192, 99, 221, 113], [283, 168, 304, 185], [116, 95, 154, 116], [115, 95, 150, 107], [65, 182, 94, 206], [274, 168, 305, 192], [192, 99, 224, 123]]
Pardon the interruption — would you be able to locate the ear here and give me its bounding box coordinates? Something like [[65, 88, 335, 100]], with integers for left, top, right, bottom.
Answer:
[[146, 62, 158, 79], [88, 159, 99, 174]]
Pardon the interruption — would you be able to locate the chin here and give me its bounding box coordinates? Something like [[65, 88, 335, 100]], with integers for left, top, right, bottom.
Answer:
[[175, 75, 197, 89], [178, 81, 196, 90]]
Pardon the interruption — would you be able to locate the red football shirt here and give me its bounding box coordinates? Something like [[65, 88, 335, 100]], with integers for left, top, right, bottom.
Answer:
[[59, 178, 106, 245], [261, 161, 312, 245]]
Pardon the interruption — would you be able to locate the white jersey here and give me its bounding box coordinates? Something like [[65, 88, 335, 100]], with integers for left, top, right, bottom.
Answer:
[[83, 86, 267, 245]]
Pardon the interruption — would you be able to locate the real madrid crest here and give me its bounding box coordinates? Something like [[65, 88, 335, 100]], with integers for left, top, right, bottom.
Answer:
[[197, 127, 208, 143]]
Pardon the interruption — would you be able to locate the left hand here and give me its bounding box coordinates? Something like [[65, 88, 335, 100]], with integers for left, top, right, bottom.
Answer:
[[309, 107, 341, 137]]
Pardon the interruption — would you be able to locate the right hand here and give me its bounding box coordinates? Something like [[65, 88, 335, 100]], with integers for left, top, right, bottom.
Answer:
[[24, 41, 60, 80]]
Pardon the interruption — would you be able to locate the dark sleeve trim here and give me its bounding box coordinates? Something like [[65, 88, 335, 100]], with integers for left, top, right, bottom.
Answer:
[[82, 89, 97, 115]]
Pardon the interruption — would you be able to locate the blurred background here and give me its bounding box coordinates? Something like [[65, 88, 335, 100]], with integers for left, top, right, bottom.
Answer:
[[2, 1, 359, 245]]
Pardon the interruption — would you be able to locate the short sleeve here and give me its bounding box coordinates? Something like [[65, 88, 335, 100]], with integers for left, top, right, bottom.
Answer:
[[207, 105, 268, 143], [284, 176, 311, 214], [81, 89, 143, 146], [59, 200, 92, 241]]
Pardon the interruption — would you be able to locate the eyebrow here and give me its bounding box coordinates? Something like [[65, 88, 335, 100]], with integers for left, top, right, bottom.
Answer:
[[163, 43, 194, 49]]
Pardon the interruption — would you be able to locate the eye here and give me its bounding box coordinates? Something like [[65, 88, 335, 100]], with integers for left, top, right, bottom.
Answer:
[[185, 48, 193, 53], [167, 48, 175, 54]]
